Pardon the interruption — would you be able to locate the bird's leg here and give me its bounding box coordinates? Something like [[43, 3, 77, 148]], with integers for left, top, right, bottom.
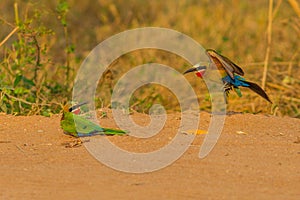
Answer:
[[222, 82, 232, 104]]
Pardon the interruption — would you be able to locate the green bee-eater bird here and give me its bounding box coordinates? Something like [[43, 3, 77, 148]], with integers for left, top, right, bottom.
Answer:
[[184, 49, 272, 103], [60, 102, 127, 137]]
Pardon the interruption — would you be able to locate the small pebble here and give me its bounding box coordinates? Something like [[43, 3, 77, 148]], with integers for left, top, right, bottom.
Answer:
[[236, 131, 247, 135]]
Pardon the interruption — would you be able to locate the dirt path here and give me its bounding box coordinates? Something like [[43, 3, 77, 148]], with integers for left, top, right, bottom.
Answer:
[[0, 110, 299, 200]]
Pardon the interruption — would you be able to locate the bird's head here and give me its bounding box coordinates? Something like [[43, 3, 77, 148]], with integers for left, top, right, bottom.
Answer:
[[63, 102, 88, 114], [61, 101, 88, 120], [183, 64, 207, 78], [70, 101, 88, 114]]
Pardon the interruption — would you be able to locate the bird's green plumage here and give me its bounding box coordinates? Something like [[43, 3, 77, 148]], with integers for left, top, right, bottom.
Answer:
[[234, 87, 242, 97], [61, 106, 127, 137]]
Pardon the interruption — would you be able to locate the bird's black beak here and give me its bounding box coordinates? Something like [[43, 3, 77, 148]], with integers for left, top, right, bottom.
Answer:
[[69, 101, 88, 112], [183, 67, 198, 74], [183, 65, 207, 75]]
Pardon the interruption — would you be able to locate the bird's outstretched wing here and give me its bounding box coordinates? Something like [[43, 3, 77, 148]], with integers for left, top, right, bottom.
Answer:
[[206, 49, 244, 78]]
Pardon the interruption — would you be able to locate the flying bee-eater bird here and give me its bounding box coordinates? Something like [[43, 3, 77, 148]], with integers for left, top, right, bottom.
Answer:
[[184, 49, 272, 103], [60, 102, 127, 137]]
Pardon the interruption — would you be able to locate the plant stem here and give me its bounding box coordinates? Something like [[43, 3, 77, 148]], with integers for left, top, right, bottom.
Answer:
[[32, 35, 41, 84], [14, 3, 19, 25], [0, 27, 19, 48], [288, 0, 300, 18], [64, 26, 71, 87], [262, 0, 273, 90]]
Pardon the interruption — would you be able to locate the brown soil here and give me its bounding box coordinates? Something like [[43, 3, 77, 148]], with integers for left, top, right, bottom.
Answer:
[[0, 110, 299, 200]]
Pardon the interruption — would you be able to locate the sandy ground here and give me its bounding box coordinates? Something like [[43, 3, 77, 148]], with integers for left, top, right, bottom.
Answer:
[[0, 109, 299, 200]]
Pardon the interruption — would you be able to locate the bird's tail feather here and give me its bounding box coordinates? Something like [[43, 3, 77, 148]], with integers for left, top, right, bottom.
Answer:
[[243, 81, 272, 103], [103, 128, 128, 135]]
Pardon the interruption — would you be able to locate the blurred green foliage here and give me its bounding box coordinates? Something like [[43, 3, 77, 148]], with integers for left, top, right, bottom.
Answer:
[[0, 0, 299, 117]]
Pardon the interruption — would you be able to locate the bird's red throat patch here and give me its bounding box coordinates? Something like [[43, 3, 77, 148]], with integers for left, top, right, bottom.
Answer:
[[195, 70, 205, 78], [72, 108, 81, 115]]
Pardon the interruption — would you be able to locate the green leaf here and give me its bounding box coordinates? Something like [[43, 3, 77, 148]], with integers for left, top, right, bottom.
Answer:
[[22, 76, 35, 87], [61, 18, 67, 27], [66, 44, 75, 53], [13, 74, 22, 87], [56, 1, 69, 13], [14, 87, 29, 95], [222, 36, 229, 42], [42, 110, 51, 117]]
